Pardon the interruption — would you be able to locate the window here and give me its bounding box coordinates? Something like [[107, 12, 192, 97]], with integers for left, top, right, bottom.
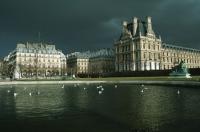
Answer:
[[154, 53, 156, 59], [149, 52, 151, 60], [143, 44, 145, 49]]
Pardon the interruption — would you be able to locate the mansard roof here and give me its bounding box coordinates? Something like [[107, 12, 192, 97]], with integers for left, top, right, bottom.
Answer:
[[135, 21, 147, 36], [67, 51, 92, 59], [162, 43, 200, 52], [118, 17, 159, 40], [15, 42, 62, 54], [67, 48, 114, 59], [125, 21, 148, 37], [90, 48, 114, 59]]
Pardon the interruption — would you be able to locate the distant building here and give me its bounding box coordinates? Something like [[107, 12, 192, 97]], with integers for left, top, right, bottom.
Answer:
[[161, 44, 200, 69], [89, 48, 115, 74], [6, 43, 66, 79], [0, 59, 3, 76], [114, 16, 200, 72], [66, 51, 91, 75], [66, 48, 115, 76]]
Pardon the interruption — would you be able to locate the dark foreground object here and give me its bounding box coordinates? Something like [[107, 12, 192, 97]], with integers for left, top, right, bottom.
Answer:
[[78, 68, 200, 78]]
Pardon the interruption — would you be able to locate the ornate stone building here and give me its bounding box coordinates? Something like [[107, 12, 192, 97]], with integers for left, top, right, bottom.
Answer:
[[6, 43, 66, 79], [114, 16, 200, 72], [161, 44, 200, 69]]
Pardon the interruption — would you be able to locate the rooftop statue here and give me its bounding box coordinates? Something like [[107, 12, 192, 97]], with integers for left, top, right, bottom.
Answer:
[[169, 61, 191, 78]]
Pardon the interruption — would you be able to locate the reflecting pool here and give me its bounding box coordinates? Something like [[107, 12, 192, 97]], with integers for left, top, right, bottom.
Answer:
[[0, 84, 200, 132]]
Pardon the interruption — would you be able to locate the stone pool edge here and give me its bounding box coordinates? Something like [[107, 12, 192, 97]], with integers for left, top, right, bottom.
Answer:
[[0, 80, 200, 87]]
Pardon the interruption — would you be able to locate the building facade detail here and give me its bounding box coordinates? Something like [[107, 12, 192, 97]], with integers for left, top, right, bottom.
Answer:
[[66, 52, 90, 75], [89, 48, 115, 74], [6, 43, 66, 79], [114, 17, 200, 72], [66, 48, 115, 75]]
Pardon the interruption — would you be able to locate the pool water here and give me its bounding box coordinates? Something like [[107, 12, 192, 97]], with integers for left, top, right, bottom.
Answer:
[[0, 84, 200, 132]]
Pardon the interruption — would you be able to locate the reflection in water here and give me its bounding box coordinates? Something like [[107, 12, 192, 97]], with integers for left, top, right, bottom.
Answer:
[[0, 84, 200, 132], [13, 85, 66, 119]]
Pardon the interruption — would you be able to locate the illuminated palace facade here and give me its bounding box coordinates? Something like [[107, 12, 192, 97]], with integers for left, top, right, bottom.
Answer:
[[6, 43, 66, 79], [114, 17, 200, 72]]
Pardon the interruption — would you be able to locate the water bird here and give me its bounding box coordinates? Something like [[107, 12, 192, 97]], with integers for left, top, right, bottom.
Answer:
[[24, 87, 27, 90], [141, 84, 144, 87], [7, 90, 10, 93], [84, 87, 87, 90], [14, 93, 17, 97], [98, 91, 103, 94], [115, 85, 118, 88], [144, 87, 148, 90], [141, 89, 144, 93], [29, 93, 32, 96], [101, 88, 104, 91], [61, 85, 64, 88], [37, 91, 40, 95], [177, 90, 180, 95]]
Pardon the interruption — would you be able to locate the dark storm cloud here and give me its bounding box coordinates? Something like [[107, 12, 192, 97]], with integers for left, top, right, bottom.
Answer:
[[0, 0, 199, 57]]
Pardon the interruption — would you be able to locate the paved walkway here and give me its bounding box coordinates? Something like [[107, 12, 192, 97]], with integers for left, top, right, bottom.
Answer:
[[0, 80, 200, 87]]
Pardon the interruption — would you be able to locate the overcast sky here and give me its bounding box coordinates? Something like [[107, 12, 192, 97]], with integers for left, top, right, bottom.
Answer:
[[0, 0, 200, 57]]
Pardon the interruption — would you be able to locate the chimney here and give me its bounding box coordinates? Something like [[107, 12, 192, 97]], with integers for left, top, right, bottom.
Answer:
[[133, 17, 138, 36], [122, 21, 128, 33], [159, 35, 161, 40], [147, 16, 153, 33]]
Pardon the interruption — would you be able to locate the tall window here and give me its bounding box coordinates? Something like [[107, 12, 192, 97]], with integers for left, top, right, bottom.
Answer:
[[149, 52, 151, 60], [143, 44, 145, 49]]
